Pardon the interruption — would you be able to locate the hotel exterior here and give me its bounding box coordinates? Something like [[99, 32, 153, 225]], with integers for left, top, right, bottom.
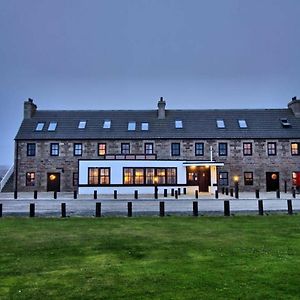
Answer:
[[11, 97, 300, 194]]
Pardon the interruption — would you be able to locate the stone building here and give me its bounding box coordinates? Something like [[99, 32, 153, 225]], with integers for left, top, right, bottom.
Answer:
[[12, 97, 300, 194]]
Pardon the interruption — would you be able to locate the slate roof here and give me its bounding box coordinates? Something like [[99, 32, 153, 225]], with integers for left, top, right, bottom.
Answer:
[[15, 108, 300, 140]]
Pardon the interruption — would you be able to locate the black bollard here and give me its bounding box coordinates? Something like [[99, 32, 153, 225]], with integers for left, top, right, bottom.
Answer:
[[134, 190, 138, 199], [54, 191, 57, 199], [154, 186, 158, 199], [159, 201, 165, 217], [164, 189, 167, 197], [215, 190, 218, 199], [175, 190, 178, 199], [287, 199, 293, 215], [95, 202, 101, 217], [183, 188, 187, 195], [222, 187, 225, 194], [234, 182, 239, 199], [94, 190, 97, 200], [258, 200, 264, 215], [0, 203, 2, 218], [178, 188, 181, 196], [29, 203, 35, 217], [255, 189, 260, 199], [276, 189, 280, 199], [224, 200, 230, 216], [195, 190, 199, 199], [114, 190, 117, 199], [171, 188, 174, 196], [225, 187, 229, 195], [61, 203, 66, 218], [73, 190, 77, 199], [230, 188, 234, 197], [292, 188, 296, 199], [193, 201, 198, 217], [14, 190, 17, 199], [128, 202, 132, 217], [34, 190, 38, 199]]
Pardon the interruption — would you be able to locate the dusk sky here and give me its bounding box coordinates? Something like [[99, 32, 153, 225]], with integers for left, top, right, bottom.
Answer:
[[0, 0, 300, 166]]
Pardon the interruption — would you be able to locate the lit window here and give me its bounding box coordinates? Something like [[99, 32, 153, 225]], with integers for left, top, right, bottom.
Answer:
[[100, 168, 110, 184], [128, 122, 136, 131], [243, 143, 252, 156], [141, 122, 149, 131], [145, 169, 155, 184], [124, 168, 134, 184], [216, 119, 225, 128], [48, 122, 57, 131], [78, 121, 86, 129], [103, 120, 111, 129], [134, 169, 144, 184], [88, 168, 99, 185], [98, 143, 106, 156], [291, 143, 300, 155], [267, 142, 277, 156], [244, 172, 253, 185], [167, 168, 177, 184], [175, 120, 183, 128], [35, 123, 45, 131], [26, 172, 35, 186], [238, 119, 247, 128], [157, 169, 166, 184]]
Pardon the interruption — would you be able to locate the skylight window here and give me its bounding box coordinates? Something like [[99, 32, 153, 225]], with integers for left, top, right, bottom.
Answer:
[[35, 122, 45, 131], [141, 122, 149, 131], [78, 121, 86, 129], [103, 120, 111, 129], [128, 121, 136, 131], [238, 119, 247, 128], [216, 119, 225, 128], [175, 120, 183, 128], [48, 122, 57, 131], [280, 118, 291, 127]]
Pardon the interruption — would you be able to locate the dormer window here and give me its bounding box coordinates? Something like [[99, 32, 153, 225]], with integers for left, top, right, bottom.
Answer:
[[280, 118, 291, 128], [48, 122, 57, 131], [175, 120, 183, 128], [78, 121, 86, 129], [35, 122, 45, 131], [141, 122, 149, 131], [128, 122, 136, 131], [216, 119, 225, 128], [238, 119, 247, 128], [103, 120, 111, 129]]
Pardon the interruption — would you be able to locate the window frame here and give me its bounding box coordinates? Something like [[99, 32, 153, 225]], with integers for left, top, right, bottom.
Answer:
[[144, 143, 154, 155], [50, 143, 59, 156], [98, 143, 107, 156], [195, 142, 204, 156], [171, 143, 180, 156], [74, 143, 83, 156], [26, 172, 35, 186], [218, 171, 228, 186], [88, 167, 110, 185], [291, 143, 300, 156], [121, 143, 130, 155], [48, 122, 57, 131], [267, 142, 277, 156], [35, 122, 45, 131], [244, 172, 254, 186], [243, 142, 253, 156], [218, 143, 228, 156], [27, 143, 36, 156]]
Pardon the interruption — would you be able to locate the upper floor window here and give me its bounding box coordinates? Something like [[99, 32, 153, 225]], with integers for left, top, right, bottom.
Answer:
[[74, 143, 82, 156], [98, 143, 106, 156], [218, 143, 228, 156], [48, 122, 57, 131], [50, 143, 59, 156], [216, 119, 225, 128], [26, 172, 35, 186], [78, 121, 86, 129], [267, 142, 277, 156], [244, 172, 253, 185], [291, 143, 300, 155], [171, 143, 180, 156], [145, 143, 154, 155], [141, 122, 149, 131], [238, 119, 248, 128], [27, 143, 36, 156], [121, 143, 130, 154], [35, 122, 45, 131], [243, 143, 252, 156], [128, 122, 136, 131], [175, 120, 183, 128], [195, 143, 204, 156]]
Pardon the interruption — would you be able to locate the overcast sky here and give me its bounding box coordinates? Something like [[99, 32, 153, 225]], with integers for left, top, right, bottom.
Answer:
[[0, 0, 300, 166]]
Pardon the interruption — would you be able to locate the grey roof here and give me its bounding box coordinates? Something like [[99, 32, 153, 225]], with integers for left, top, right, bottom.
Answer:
[[15, 108, 300, 140]]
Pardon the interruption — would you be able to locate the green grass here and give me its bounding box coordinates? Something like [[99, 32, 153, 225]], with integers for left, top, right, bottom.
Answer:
[[1, 216, 300, 299]]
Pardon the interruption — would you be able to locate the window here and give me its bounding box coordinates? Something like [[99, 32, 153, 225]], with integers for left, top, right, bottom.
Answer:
[[216, 119, 225, 128], [50, 143, 59, 156], [218, 143, 228, 156], [281, 118, 291, 127], [145, 168, 155, 184], [244, 172, 253, 185], [100, 168, 110, 184], [73, 173, 78, 187], [35, 122, 44, 131], [292, 172, 300, 186], [267, 142, 277, 156], [78, 121, 86, 129], [98, 143, 106, 156], [27, 143, 36, 156], [171, 143, 180, 156], [175, 120, 183, 128], [134, 169, 144, 184], [238, 119, 247, 128], [74, 143, 82, 156], [291, 143, 300, 155], [121, 143, 130, 154], [167, 168, 177, 184], [48, 122, 57, 131], [124, 168, 134, 184], [128, 122, 136, 131], [145, 143, 154, 155], [218, 172, 228, 186], [195, 143, 204, 156], [88, 168, 99, 185], [26, 172, 35, 186], [88, 168, 110, 185], [157, 169, 166, 184], [141, 122, 149, 131], [243, 143, 252, 156], [103, 120, 111, 129]]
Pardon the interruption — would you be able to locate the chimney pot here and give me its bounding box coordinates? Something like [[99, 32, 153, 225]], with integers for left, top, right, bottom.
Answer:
[[24, 98, 37, 119]]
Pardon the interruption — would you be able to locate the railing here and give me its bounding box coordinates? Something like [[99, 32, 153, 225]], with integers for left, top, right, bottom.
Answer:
[[98, 154, 157, 160], [0, 165, 14, 192]]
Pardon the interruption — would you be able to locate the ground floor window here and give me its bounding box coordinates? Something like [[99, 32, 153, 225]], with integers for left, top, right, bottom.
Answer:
[[292, 172, 300, 186], [218, 171, 228, 186], [244, 172, 253, 185], [123, 167, 177, 185], [88, 167, 110, 185], [26, 172, 35, 186]]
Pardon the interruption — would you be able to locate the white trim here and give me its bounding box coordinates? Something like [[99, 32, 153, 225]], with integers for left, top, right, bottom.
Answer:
[[182, 161, 224, 167]]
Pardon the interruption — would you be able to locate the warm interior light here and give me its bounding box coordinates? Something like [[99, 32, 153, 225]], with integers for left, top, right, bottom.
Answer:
[[190, 166, 196, 170], [271, 173, 277, 180], [49, 174, 56, 181], [154, 176, 158, 183], [233, 176, 239, 182], [205, 165, 209, 169]]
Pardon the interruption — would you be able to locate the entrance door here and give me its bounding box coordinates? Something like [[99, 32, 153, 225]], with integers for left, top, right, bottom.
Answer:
[[266, 172, 279, 192], [187, 167, 211, 192], [47, 173, 61, 192]]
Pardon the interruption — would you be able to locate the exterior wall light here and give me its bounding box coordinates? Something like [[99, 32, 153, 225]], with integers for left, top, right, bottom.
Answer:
[[233, 176, 239, 182]]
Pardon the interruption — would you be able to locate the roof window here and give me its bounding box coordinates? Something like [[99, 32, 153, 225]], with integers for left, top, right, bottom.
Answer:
[[78, 121, 86, 129], [35, 122, 45, 131], [216, 119, 225, 128], [175, 120, 183, 128], [128, 122, 136, 131], [48, 122, 57, 131], [238, 119, 247, 128], [103, 120, 111, 129], [141, 122, 149, 131], [280, 118, 291, 128]]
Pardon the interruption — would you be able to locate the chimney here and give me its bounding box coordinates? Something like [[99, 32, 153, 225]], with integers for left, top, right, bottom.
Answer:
[[288, 96, 300, 117], [157, 97, 166, 119], [24, 98, 37, 119]]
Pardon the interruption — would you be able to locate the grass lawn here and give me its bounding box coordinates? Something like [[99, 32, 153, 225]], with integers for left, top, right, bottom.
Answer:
[[1, 216, 300, 299]]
